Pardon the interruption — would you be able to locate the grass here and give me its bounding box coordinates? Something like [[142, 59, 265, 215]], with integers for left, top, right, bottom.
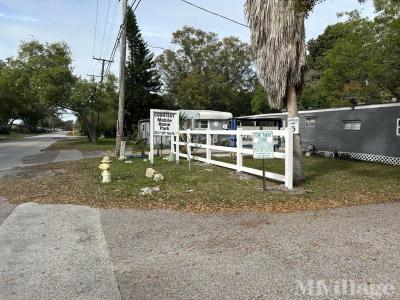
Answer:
[[46, 137, 116, 152], [0, 133, 32, 142], [0, 155, 399, 213]]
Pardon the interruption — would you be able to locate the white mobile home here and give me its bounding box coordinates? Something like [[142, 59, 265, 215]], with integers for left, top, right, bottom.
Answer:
[[138, 109, 233, 143]]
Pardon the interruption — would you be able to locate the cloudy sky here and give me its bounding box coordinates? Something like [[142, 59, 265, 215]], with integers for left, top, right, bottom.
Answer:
[[0, 0, 375, 79]]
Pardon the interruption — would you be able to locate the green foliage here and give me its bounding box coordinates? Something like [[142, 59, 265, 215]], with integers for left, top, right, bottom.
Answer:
[[302, 0, 400, 108], [156, 26, 257, 116], [125, 8, 162, 132], [72, 75, 118, 142], [0, 40, 74, 131], [250, 83, 270, 114]]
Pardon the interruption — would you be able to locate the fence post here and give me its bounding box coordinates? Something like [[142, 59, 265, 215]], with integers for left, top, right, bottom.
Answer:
[[236, 128, 243, 172], [186, 129, 191, 160], [170, 135, 175, 161], [206, 129, 211, 163], [285, 128, 294, 189], [175, 132, 180, 164]]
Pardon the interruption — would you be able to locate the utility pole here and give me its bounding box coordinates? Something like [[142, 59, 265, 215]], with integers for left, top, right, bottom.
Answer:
[[115, 0, 128, 157], [87, 74, 101, 83], [92, 57, 113, 84]]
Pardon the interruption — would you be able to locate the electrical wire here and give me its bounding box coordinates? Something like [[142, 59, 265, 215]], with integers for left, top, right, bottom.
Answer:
[[180, 0, 249, 28], [99, 0, 112, 58], [104, 0, 142, 77], [87, 0, 99, 75]]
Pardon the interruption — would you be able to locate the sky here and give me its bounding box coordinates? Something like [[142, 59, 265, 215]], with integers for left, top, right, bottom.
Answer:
[[0, 0, 375, 80]]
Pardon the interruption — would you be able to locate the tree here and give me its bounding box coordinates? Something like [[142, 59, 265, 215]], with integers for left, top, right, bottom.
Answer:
[[251, 82, 270, 114], [125, 8, 162, 134], [63, 75, 118, 142], [245, 0, 307, 184], [156, 26, 256, 116], [0, 40, 72, 132], [306, 0, 400, 106]]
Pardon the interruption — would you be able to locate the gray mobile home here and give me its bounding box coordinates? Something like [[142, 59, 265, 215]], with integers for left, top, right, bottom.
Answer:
[[238, 103, 400, 165]]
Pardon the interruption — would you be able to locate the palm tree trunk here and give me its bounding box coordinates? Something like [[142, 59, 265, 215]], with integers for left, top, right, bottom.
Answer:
[[287, 85, 304, 184]]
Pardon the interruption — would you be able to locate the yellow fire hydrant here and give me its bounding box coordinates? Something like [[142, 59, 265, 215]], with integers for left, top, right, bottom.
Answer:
[[99, 156, 112, 183]]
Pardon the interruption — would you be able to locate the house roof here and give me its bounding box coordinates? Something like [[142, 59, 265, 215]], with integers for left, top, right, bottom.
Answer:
[[237, 102, 400, 120], [179, 110, 233, 120]]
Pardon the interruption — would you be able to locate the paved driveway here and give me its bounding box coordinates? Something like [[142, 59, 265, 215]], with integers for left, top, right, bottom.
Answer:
[[0, 133, 67, 171], [0, 133, 105, 177], [0, 201, 399, 299]]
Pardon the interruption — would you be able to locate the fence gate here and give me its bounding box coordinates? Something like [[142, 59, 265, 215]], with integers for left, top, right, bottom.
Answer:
[[170, 128, 294, 189]]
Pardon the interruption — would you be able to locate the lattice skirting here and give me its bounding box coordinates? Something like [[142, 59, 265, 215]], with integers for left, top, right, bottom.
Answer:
[[317, 150, 400, 166]]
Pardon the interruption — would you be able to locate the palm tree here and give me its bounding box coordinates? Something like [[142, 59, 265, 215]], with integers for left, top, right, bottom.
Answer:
[[245, 0, 309, 184]]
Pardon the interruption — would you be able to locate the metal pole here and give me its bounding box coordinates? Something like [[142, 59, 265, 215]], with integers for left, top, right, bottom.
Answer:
[[262, 159, 266, 191], [115, 0, 128, 157]]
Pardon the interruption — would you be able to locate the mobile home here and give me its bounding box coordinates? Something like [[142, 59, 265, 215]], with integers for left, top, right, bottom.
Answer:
[[138, 109, 233, 143], [237, 103, 400, 165]]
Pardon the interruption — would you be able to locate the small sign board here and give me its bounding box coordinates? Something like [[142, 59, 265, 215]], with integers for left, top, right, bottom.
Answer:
[[152, 110, 178, 136], [120, 141, 126, 157], [253, 130, 274, 159], [287, 117, 299, 134], [149, 109, 179, 164]]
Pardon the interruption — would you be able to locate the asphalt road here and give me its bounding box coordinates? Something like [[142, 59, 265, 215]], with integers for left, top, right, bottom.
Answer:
[[0, 133, 67, 171], [0, 201, 399, 299]]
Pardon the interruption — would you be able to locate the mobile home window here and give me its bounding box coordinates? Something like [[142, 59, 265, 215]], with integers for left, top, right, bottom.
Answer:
[[305, 117, 316, 127], [397, 118, 400, 136], [344, 120, 361, 131], [195, 120, 208, 129]]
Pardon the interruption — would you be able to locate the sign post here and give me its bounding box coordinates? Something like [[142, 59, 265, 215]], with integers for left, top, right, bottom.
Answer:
[[253, 130, 275, 191], [149, 109, 179, 165]]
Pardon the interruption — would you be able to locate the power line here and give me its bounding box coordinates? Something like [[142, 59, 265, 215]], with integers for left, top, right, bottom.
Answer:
[[99, 0, 112, 58], [104, 0, 142, 77], [92, 0, 99, 56], [179, 0, 249, 28], [87, 0, 100, 75], [104, 0, 119, 58], [148, 44, 168, 51]]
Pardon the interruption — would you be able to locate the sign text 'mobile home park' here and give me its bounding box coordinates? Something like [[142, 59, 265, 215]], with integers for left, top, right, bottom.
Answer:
[[149, 109, 179, 164], [153, 111, 178, 136]]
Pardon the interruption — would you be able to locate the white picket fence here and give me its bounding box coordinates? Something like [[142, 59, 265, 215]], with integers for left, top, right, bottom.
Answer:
[[170, 128, 294, 189]]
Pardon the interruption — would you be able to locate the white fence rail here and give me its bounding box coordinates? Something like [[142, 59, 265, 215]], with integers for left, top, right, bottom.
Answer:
[[170, 128, 293, 189]]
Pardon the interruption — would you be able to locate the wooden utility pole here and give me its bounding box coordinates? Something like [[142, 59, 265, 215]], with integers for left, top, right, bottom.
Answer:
[[93, 57, 113, 84], [87, 74, 100, 83], [115, 0, 128, 157]]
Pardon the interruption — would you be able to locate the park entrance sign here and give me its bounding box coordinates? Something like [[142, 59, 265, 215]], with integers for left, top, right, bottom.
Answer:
[[149, 109, 179, 164], [253, 130, 275, 191], [253, 131, 274, 159]]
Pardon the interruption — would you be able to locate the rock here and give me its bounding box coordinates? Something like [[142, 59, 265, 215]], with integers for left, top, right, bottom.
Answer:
[[204, 168, 213, 172], [143, 159, 148, 162], [118, 156, 126, 161], [185, 189, 194, 193], [153, 173, 164, 182], [146, 168, 157, 178], [125, 160, 133, 164], [140, 186, 160, 196]]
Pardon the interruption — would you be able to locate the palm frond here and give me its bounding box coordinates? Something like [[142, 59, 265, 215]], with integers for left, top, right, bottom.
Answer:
[[245, 0, 306, 109]]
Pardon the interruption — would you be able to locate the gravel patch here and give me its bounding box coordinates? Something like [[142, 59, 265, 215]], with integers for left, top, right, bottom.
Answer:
[[101, 202, 400, 299]]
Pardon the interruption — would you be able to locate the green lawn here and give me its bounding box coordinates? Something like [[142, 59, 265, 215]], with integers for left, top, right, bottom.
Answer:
[[1, 155, 399, 213], [0, 133, 32, 142], [46, 137, 116, 152]]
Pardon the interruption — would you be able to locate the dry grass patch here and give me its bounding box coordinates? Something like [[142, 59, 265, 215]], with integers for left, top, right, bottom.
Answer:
[[0, 156, 399, 213]]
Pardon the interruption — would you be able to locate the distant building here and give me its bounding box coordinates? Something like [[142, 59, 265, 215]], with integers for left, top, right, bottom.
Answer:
[[138, 110, 233, 144], [237, 103, 400, 165]]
